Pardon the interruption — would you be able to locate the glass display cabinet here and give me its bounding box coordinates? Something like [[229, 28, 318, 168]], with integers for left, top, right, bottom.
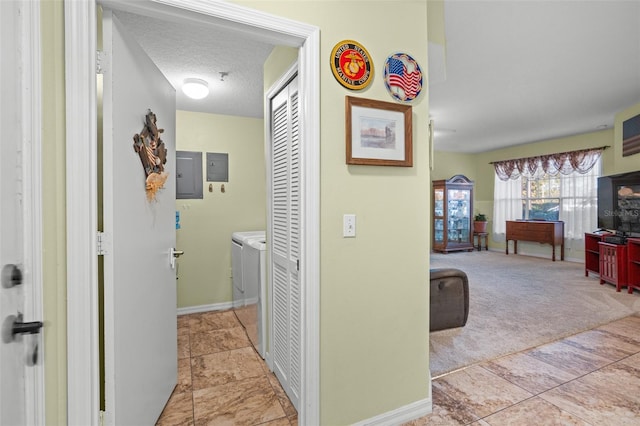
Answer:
[[432, 175, 474, 253]]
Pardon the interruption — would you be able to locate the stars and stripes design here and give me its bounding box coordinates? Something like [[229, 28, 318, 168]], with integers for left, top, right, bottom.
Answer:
[[384, 53, 423, 102]]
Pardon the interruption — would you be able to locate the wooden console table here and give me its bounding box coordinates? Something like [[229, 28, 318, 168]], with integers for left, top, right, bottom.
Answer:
[[506, 220, 565, 261]]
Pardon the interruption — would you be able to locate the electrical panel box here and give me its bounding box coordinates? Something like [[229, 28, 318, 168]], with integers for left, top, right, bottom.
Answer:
[[206, 152, 229, 182], [176, 151, 203, 199]]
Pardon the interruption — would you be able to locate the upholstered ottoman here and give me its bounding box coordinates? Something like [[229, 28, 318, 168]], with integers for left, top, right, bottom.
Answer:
[[430, 268, 469, 332]]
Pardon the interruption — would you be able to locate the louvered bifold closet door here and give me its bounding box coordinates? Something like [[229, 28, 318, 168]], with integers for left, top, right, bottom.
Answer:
[[270, 75, 301, 410]]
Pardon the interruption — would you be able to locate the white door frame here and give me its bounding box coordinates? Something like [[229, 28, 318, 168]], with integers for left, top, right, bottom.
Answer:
[[21, 2, 46, 422], [64, 1, 320, 424]]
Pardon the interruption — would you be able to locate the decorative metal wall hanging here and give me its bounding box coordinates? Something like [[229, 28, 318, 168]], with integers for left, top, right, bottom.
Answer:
[[133, 110, 168, 201], [383, 53, 423, 102], [330, 40, 374, 90]]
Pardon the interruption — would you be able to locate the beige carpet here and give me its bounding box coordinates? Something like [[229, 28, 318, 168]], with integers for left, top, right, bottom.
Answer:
[[429, 250, 640, 377]]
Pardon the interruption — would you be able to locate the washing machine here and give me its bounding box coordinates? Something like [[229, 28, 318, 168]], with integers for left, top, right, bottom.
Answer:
[[231, 231, 265, 308], [241, 237, 267, 358]]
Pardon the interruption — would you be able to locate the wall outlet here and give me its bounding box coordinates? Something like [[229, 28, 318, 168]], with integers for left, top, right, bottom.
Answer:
[[343, 214, 356, 237]]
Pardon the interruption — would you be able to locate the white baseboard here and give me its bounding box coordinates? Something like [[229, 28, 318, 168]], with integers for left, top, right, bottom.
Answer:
[[352, 397, 432, 426], [177, 301, 234, 316], [244, 296, 259, 305]]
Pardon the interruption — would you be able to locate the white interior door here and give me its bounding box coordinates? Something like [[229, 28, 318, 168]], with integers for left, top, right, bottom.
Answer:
[[102, 10, 177, 425], [0, 1, 42, 424], [270, 75, 301, 409], [0, 2, 27, 423]]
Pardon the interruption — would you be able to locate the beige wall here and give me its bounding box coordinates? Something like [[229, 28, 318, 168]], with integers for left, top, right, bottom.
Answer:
[[431, 151, 478, 183], [175, 111, 267, 307], [41, 0, 67, 424], [427, 0, 446, 46], [263, 45, 297, 92], [431, 151, 491, 223], [243, 1, 431, 424]]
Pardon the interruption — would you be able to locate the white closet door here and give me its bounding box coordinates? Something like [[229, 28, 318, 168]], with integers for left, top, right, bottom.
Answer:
[[270, 75, 301, 409]]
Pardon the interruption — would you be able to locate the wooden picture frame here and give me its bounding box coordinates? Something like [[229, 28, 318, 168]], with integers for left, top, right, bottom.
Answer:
[[345, 96, 413, 167]]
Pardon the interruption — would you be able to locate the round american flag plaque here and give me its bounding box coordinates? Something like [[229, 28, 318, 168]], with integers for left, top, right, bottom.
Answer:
[[384, 53, 423, 102]]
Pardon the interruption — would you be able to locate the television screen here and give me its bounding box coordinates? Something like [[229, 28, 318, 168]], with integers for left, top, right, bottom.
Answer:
[[598, 171, 640, 236], [616, 184, 640, 234]]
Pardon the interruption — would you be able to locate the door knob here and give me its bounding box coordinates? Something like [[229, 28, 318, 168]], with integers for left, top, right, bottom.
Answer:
[[2, 313, 43, 343]]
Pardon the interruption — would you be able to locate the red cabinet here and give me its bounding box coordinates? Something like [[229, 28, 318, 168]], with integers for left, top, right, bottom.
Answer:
[[627, 238, 640, 294], [599, 242, 628, 292], [584, 232, 612, 276]]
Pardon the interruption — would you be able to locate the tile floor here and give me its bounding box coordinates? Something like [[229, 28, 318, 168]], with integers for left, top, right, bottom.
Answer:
[[157, 311, 640, 425], [407, 314, 640, 425], [156, 309, 298, 425]]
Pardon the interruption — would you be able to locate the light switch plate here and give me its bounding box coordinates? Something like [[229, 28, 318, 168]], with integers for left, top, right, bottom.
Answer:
[[343, 214, 356, 237]]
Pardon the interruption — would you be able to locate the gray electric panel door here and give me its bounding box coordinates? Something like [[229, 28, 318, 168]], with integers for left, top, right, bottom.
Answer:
[[176, 151, 203, 199]]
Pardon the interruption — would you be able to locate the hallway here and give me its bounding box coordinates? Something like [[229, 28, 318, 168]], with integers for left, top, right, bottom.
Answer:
[[156, 310, 297, 425]]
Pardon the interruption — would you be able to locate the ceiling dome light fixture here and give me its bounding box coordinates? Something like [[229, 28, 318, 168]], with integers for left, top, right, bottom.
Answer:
[[182, 78, 209, 100]]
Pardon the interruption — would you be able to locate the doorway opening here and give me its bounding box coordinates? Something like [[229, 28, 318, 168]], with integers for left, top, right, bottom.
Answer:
[[65, 1, 320, 424]]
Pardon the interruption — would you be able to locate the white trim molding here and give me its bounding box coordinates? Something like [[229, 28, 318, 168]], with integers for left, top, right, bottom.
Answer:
[[64, 1, 100, 424], [19, 0, 45, 423], [299, 27, 321, 423], [176, 302, 234, 316], [65, 1, 320, 425], [352, 397, 433, 426]]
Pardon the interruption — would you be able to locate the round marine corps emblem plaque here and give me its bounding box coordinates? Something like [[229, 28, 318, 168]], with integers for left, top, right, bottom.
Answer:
[[330, 40, 374, 90]]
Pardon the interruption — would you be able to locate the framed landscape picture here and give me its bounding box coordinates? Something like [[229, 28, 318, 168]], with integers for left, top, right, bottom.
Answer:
[[345, 96, 412, 166]]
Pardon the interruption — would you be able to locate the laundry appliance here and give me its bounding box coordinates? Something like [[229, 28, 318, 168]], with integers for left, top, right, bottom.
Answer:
[[231, 230, 265, 308], [239, 237, 266, 357]]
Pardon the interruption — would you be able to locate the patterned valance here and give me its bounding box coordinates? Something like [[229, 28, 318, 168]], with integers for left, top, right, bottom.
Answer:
[[491, 146, 608, 181]]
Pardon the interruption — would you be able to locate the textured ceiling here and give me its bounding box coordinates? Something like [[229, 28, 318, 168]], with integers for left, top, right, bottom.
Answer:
[[115, 10, 274, 119], [115, 2, 640, 153]]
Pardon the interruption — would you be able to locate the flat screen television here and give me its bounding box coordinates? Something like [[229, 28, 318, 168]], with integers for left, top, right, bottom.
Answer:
[[597, 171, 640, 236]]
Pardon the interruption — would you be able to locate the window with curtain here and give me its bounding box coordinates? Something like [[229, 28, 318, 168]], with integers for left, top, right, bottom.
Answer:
[[491, 147, 605, 250], [493, 175, 522, 236]]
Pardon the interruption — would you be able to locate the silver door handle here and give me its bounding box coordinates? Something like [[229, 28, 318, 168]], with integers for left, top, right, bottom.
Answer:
[[169, 248, 184, 269]]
